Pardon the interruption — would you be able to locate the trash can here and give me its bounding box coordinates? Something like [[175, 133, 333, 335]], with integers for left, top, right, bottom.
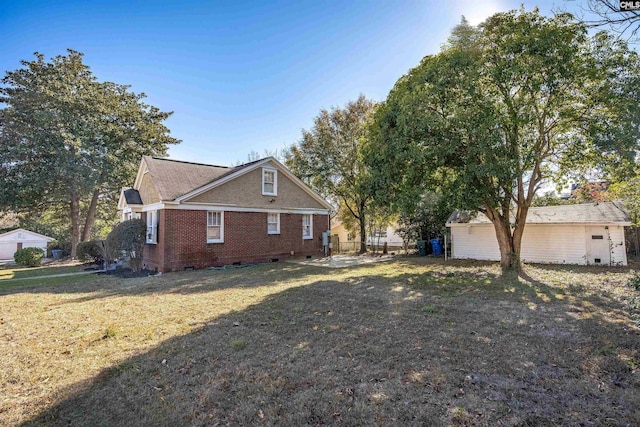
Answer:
[[417, 240, 427, 256], [430, 238, 443, 255], [52, 249, 64, 260]]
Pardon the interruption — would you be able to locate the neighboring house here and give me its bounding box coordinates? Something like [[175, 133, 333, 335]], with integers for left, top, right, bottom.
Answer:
[[446, 202, 631, 266], [118, 156, 332, 272], [0, 229, 54, 260], [331, 220, 406, 252]]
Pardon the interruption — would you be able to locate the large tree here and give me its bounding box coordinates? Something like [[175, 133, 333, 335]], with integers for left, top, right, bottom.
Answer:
[[0, 50, 179, 256], [286, 95, 376, 253], [367, 9, 640, 271]]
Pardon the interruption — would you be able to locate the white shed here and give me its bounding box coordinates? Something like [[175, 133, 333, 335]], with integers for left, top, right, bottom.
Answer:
[[0, 229, 54, 260], [446, 202, 631, 266]]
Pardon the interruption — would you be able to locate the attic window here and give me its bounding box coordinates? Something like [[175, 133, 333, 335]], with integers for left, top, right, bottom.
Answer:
[[262, 168, 277, 196], [17, 232, 24, 240]]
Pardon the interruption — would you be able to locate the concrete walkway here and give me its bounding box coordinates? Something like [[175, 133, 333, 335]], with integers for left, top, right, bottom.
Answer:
[[288, 254, 395, 268], [0, 269, 105, 283]]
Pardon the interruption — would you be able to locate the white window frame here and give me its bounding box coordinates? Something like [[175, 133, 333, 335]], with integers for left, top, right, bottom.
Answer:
[[302, 214, 313, 240], [267, 213, 280, 234], [207, 211, 224, 243], [146, 210, 158, 244], [262, 167, 277, 196]]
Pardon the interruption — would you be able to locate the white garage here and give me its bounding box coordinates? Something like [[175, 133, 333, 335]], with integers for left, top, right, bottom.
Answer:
[[446, 202, 631, 266], [0, 229, 54, 261]]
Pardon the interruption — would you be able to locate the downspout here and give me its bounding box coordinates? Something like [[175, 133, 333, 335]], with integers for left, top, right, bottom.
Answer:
[[327, 213, 331, 258]]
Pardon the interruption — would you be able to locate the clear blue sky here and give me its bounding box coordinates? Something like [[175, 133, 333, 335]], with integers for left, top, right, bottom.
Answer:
[[1, 0, 603, 165]]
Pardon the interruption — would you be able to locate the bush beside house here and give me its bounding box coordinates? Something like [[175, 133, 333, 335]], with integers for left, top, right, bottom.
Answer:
[[14, 247, 45, 267]]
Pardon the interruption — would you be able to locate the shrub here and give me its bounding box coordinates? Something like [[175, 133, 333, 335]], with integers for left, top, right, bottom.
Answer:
[[14, 247, 45, 267], [106, 219, 146, 272], [76, 241, 106, 264], [628, 272, 640, 291]]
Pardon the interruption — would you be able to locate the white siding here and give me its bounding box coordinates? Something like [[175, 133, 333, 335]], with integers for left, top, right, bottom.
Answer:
[[384, 225, 405, 247], [451, 225, 501, 261], [0, 242, 17, 259], [607, 225, 627, 266], [0, 229, 53, 260], [520, 225, 587, 265], [450, 223, 628, 266]]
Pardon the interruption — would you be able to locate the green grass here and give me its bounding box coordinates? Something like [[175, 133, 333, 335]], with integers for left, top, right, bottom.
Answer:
[[0, 271, 105, 291], [0, 263, 88, 281], [2, 257, 639, 426]]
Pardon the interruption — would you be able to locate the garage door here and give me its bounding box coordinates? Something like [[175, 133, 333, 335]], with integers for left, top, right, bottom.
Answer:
[[0, 242, 17, 260]]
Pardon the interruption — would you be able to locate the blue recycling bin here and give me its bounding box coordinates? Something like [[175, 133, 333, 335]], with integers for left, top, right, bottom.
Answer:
[[52, 249, 64, 260], [430, 238, 443, 255]]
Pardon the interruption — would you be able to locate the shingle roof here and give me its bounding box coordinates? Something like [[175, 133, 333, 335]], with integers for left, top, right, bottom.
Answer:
[[143, 156, 259, 201], [123, 188, 143, 205], [446, 202, 631, 225]]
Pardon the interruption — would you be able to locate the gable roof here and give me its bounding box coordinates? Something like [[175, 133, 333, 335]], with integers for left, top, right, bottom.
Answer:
[[142, 156, 234, 201], [132, 156, 332, 210], [447, 202, 631, 226], [0, 228, 54, 241]]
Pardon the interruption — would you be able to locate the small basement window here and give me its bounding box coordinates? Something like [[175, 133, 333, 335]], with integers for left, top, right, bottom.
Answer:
[[591, 235, 604, 240]]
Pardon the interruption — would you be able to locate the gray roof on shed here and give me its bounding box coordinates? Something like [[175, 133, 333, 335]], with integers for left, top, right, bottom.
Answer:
[[446, 202, 631, 225]]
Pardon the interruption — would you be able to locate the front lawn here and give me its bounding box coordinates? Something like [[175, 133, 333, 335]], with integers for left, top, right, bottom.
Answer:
[[2, 258, 639, 426], [0, 261, 90, 281]]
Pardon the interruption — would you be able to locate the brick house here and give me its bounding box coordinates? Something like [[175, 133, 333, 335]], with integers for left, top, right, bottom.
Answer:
[[117, 156, 332, 272]]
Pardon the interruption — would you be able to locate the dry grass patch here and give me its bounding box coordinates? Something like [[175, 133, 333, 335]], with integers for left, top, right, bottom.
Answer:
[[1, 258, 639, 426]]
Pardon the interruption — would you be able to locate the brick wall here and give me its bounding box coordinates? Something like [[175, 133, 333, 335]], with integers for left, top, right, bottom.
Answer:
[[143, 210, 328, 272]]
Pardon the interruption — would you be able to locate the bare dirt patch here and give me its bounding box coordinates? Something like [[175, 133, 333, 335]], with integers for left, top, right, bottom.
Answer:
[[1, 258, 639, 426]]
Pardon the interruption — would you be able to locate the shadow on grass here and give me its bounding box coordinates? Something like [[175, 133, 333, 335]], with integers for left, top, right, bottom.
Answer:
[[0, 262, 320, 298], [21, 262, 640, 426]]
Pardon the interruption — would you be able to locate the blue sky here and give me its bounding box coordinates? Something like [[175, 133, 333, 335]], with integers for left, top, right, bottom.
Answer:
[[1, 0, 604, 165]]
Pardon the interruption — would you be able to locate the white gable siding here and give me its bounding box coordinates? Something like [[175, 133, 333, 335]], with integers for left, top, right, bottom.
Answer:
[[451, 225, 501, 261]]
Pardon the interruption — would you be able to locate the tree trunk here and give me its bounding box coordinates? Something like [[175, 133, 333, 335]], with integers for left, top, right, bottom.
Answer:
[[81, 187, 100, 242], [487, 208, 525, 272], [70, 192, 81, 258], [358, 203, 367, 254], [634, 226, 639, 258]]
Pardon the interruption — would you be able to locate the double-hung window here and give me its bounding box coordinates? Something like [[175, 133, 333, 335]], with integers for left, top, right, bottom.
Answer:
[[262, 168, 277, 195], [267, 213, 280, 234], [302, 214, 313, 239], [207, 211, 224, 243], [146, 211, 158, 244]]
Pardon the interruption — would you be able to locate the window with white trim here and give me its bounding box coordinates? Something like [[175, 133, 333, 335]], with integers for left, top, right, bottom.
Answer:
[[267, 213, 280, 234], [262, 168, 277, 195], [302, 214, 313, 239], [146, 211, 158, 244], [207, 211, 224, 243]]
